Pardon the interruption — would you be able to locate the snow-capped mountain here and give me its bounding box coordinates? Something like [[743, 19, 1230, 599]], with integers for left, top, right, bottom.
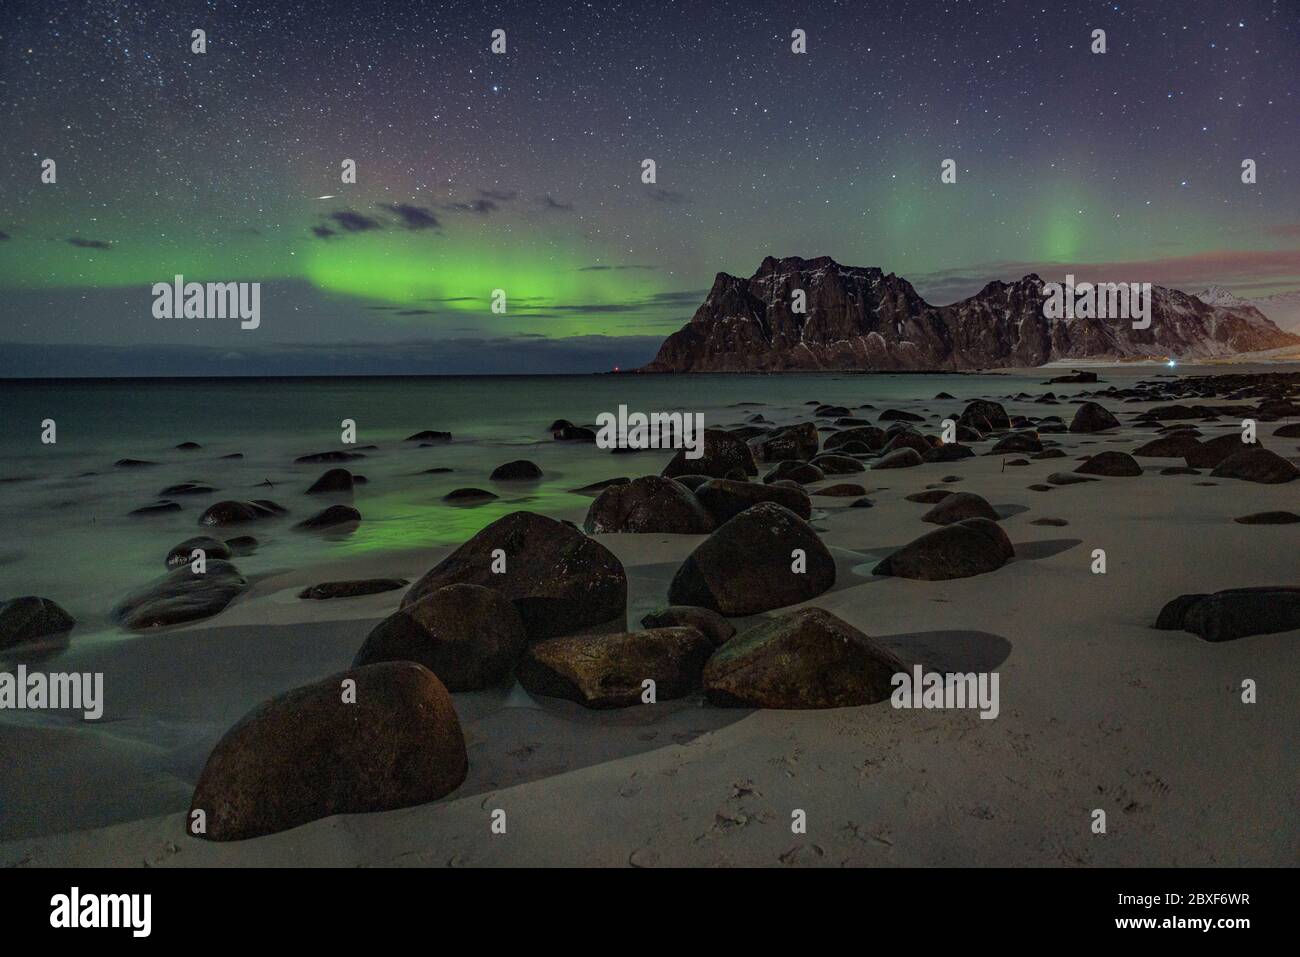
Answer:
[[1192, 287, 1300, 334], [639, 256, 1300, 371]]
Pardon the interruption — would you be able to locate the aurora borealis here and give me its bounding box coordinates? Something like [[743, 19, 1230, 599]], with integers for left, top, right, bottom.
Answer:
[[1, 0, 1298, 374]]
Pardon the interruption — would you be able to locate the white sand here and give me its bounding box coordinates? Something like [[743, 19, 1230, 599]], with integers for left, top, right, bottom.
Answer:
[[3, 368, 1298, 866]]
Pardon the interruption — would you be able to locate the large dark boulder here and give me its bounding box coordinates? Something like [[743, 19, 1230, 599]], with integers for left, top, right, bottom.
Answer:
[[517, 627, 713, 708], [1184, 434, 1254, 469], [921, 491, 998, 525], [1069, 402, 1121, 433], [640, 605, 737, 647], [810, 453, 866, 475], [990, 431, 1043, 454], [1154, 587, 1300, 642], [402, 511, 627, 641], [189, 662, 467, 841], [295, 504, 361, 529], [960, 400, 1010, 431], [925, 443, 975, 463], [355, 583, 526, 690], [872, 517, 1014, 581], [872, 448, 923, 469], [662, 429, 757, 478], [668, 503, 834, 615], [198, 500, 285, 527], [694, 478, 811, 523], [111, 560, 248, 630], [762, 461, 824, 485], [0, 597, 75, 649], [1209, 447, 1299, 484], [165, 536, 232, 570], [306, 468, 354, 494], [824, 426, 885, 451], [583, 476, 715, 534], [490, 460, 543, 481], [1076, 451, 1142, 476], [1133, 432, 1203, 458], [703, 607, 906, 709], [749, 422, 820, 462]]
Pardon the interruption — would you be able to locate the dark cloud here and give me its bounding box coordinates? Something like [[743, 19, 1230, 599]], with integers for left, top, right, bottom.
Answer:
[[646, 188, 688, 204], [542, 195, 574, 212], [311, 225, 336, 239], [478, 189, 518, 202], [381, 203, 441, 230], [0, 231, 9, 241], [328, 210, 383, 232], [443, 199, 497, 215], [67, 237, 111, 249], [579, 264, 657, 272], [394, 308, 435, 316]]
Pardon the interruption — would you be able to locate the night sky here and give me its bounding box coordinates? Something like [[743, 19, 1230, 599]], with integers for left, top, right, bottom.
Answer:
[[1, 0, 1298, 375]]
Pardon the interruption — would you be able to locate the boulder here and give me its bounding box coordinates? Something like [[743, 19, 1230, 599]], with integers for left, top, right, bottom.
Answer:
[[1184, 434, 1253, 469], [1075, 451, 1142, 476], [299, 579, 408, 600], [189, 662, 467, 841], [1069, 402, 1121, 433], [872, 517, 1014, 580], [355, 584, 526, 690], [1154, 587, 1300, 642], [199, 500, 285, 527], [824, 426, 885, 451], [490, 460, 543, 481], [1133, 433, 1202, 458], [1209, 447, 1299, 484], [640, 605, 737, 647], [295, 505, 361, 529], [872, 448, 923, 469], [517, 627, 713, 708], [763, 461, 824, 485], [921, 491, 999, 525], [694, 478, 811, 523], [925, 443, 975, 462], [442, 487, 498, 503], [668, 503, 835, 615], [402, 511, 627, 641], [1234, 511, 1300, 525], [306, 468, 354, 494], [405, 430, 452, 442], [165, 536, 232, 570], [111, 560, 247, 630], [662, 429, 757, 478], [815, 483, 867, 497], [960, 400, 1010, 431], [583, 475, 715, 534], [0, 597, 75, 649], [990, 431, 1043, 454], [810, 453, 866, 474], [749, 422, 820, 462], [703, 607, 906, 709]]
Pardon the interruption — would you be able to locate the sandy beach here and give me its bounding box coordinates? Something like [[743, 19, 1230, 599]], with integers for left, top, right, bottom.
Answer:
[[2, 366, 1297, 867]]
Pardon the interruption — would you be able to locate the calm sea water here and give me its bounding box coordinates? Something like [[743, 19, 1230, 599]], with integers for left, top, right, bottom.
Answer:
[[0, 373, 1043, 633]]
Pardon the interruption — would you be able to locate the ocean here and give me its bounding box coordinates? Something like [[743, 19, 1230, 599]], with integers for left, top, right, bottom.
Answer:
[[0, 372, 1043, 638]]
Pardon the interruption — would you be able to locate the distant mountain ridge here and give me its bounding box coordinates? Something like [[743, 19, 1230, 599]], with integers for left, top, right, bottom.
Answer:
[[1192, 286, 1300, 334], [640, 255, 1300, 371]]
